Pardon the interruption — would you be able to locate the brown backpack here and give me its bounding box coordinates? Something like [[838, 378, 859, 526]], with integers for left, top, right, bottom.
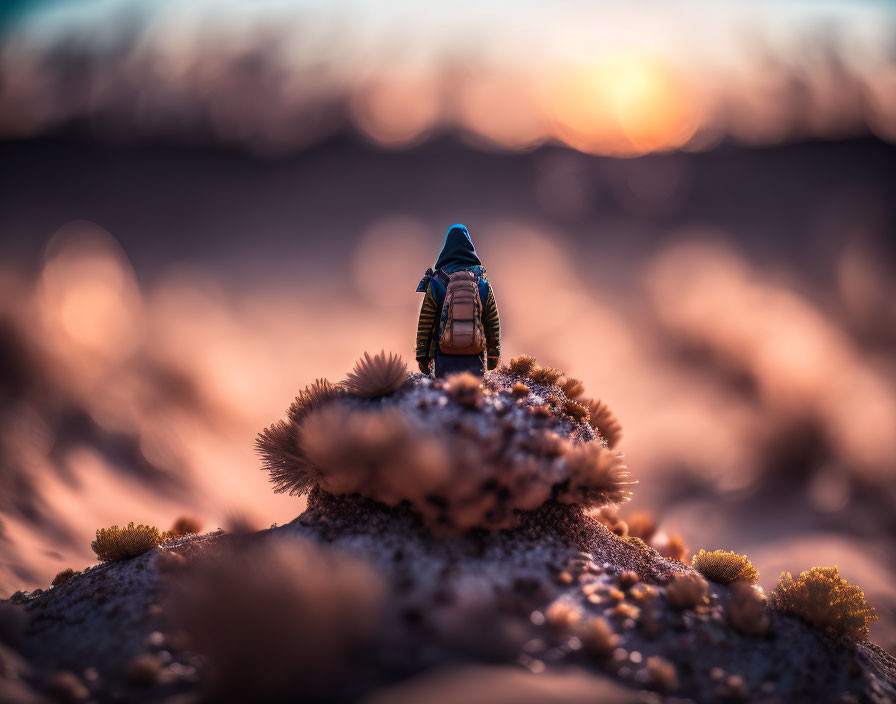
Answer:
[[438, 270, 486, 355]]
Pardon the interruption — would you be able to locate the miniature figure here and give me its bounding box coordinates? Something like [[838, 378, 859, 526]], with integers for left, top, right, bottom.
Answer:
[[415, 224, 500, 377]]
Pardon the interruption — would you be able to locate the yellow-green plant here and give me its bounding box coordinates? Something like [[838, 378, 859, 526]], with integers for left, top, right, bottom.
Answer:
[[692, 549, 759, 584], [92, 522, 166, 562], [770, 566, 877, 641]]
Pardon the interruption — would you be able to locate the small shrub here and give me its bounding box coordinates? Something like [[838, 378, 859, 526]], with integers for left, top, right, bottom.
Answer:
[[626, 512, 657, 542], [165, 538, 383, 702], [529, 366, 563, 385], [51, 568, 76, 587], [665, 573, 708, 610], [693, 549, 758, 584], [301, 405, 450, 506], [562, 400, 590, 424], [343, 350, 407, 399], [445, 372, 483, 410], [593, 506, 628, 536], [92, 522, 165, 562], [559, 445, 636, 509], [585, 399, 622, 449], [646, 656, 679, 693], [545, 601, 580, 632], [581, 616, 618, 657], [170, 515, 202, 537], [769, 566, 877, 641], [510, 382, 530, 398], [657, 534, 690, 564], [726, 582, 771, 637], [560, 377, 585, 399], [507, 355, 537, 376]]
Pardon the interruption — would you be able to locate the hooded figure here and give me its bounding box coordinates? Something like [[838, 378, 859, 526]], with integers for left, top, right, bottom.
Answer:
[[415, 224, 501, 377]]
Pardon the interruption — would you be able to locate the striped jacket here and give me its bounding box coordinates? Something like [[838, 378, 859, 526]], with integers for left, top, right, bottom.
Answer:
[[415, 271, 501, 364]]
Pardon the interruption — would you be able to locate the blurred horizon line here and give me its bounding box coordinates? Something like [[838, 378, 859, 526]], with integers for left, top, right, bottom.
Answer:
[[1, 0, 895, 157]]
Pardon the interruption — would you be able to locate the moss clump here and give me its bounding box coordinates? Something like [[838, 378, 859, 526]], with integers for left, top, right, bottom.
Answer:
[[445, 372, 483, 410], [91, 522, 167, 562], [770, 566, 877, 641], [580, 616, 618, 657], [726, 582, 771, 637], [692, 549, 759, 584], [562, 400, 590, 424], [665, 573, 708, 610]]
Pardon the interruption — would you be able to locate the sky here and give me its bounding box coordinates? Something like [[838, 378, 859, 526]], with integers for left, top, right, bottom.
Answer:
[[1, 0, 895, 155]]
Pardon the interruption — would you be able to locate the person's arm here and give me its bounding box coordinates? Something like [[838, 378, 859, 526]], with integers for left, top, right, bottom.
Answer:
[[415, 285, 438, 373], [482, 283, 501, 369]]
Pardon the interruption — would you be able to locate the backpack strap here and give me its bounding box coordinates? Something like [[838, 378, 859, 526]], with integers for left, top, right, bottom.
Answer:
[[430, 269, 450, 349]]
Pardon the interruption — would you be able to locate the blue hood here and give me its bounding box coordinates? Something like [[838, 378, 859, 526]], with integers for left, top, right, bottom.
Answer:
[[434, 224, 482, 273]]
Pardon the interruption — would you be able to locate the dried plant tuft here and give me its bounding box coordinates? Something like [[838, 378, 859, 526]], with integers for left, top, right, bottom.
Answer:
[[562, 400, 590, 424], [287, 378, 343, 424], [693, 549, 758, 584], [665, 573, 709, 610], [91, 522, 165, 562], [507, 355, 537, 376], [584, 398, 622, 449], [51, 568, 76, 587], [445, 372, 484, 410], [529, 366, 563, 386], [170, 515, 202, 537], [510, 382, 530, 398], [301, 404, 450, 506], [256, 378, 344, 496], [166, 537, 383, 702], [769, 566, 876, 641], [559, 445, 636, 508], [581, 616, 618, 657], [343, 350, 407, 399], [726, 582, 771, 637], [560, 377, 585, 399]]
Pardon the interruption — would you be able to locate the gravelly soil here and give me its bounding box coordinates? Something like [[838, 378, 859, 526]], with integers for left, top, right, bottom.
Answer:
[[3, 491, 893, 704], [2, 370, 894, 703]]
